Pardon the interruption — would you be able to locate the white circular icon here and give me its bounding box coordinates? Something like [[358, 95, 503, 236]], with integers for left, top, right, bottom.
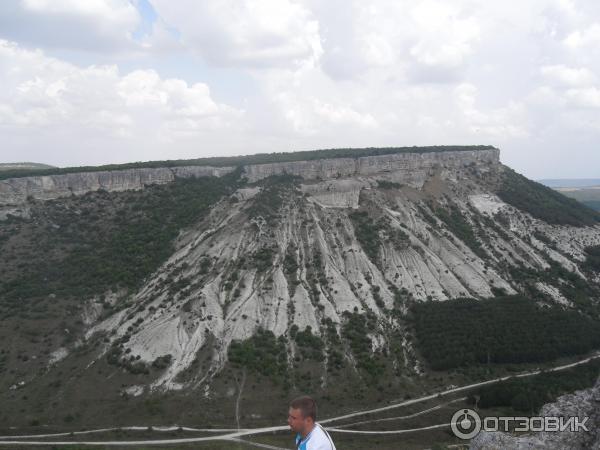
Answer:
[[451, 408, 481, 440]]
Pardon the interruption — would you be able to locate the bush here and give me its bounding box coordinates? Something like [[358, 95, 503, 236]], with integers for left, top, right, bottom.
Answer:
[[228, 329, 288, 383]]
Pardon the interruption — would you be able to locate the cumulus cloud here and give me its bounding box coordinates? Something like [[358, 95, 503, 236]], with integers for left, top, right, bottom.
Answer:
[[0, 0, 141, 52], [0, 40, 243, 164], [148, 0, 322, 68]]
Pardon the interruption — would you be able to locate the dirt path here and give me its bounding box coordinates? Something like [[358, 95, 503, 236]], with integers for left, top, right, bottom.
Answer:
[[1, 352, 598, 446]]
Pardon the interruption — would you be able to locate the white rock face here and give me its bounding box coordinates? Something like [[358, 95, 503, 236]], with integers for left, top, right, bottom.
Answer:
[[301, 179, 367, 208], [80, 156, 600, 390], [535, 282, 572, 307], [243, 148, 500, 183], [0, 165, 235, 206], [469, 194, 507, 215], [0, 148, 499, 206]]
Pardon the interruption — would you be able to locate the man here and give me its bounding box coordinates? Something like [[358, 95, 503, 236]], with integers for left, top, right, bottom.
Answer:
[[288, 396, 336, 450]]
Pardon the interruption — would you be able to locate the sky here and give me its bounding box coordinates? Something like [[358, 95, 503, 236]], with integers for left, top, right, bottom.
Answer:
[[0, 0, 599, 178]]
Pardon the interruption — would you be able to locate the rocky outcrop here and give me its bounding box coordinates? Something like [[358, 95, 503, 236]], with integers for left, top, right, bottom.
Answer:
[[470, 376, 600, 449], [0, 148, 500, 207], [0, 166, 235, 206], [242, 148, 500, 183]]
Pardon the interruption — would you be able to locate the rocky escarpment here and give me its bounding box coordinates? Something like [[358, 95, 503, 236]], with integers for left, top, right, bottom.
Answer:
[[470, 376, 600, 449], [243, 147, 499, 183], [0, 165, 235, 207], [0, 148, 500, 210]]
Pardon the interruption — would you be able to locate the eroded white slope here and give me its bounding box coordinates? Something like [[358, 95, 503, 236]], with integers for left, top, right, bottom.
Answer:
[[83, 169, 600, 391]]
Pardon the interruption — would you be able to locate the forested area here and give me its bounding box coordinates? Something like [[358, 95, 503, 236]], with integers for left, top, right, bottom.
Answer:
[[341, 310, 385, 380], [228, 328, 288, 383], [411, 296, 600, 370], [584, 245, 600, 272], [497, 168, 600, 226], [470, 359, 600, 413], [0, 172, 240, 316]]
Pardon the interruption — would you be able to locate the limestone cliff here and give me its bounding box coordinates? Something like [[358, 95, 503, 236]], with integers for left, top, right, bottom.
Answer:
[[0, 165, 235, 206], [0, 148, 499, 207]]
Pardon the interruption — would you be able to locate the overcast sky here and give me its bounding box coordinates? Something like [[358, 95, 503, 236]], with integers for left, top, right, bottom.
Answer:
[[1, 0, 599, 178]]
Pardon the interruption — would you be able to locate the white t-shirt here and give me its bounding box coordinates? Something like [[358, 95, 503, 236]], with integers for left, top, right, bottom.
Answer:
[[295, 423, 336, 450]]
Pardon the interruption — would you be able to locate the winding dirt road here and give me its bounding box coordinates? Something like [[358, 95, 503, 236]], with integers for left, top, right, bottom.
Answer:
[[1, 352, 598, 447]]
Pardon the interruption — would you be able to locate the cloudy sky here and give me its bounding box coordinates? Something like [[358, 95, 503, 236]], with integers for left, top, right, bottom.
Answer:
[[1, 0, 599, 178]]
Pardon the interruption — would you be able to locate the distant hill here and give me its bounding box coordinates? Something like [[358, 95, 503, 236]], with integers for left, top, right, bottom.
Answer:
[[539, 179, 600, 188], [539, 179, 600, 211], [0, 162, 56, 171]]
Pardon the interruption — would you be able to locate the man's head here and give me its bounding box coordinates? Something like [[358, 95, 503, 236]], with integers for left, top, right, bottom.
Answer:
[[288, 396, 317, 437]]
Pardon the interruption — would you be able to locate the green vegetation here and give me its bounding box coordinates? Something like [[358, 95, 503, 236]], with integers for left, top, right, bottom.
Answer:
[[283, 244, 300, 294], [509, 261, 598, 313], [377, 180, 403, 189], [434, 204, 486, 258], [228, 328, 288, 383], [349, 211, 381, 262], [582, 200, 600, 211], [0, 146, 495, 181], [0, 172, 240, 316], [349, 211, 409, 264], [247, 174, 301, 225], [252, 247, 275, 273], [497, 168, 600, 226], [584, 245, 600, 272], [411, 296, 600, 370], [470, 359, 600, 413], [152, 354, 173, 370], [341, 311, 384, 380], [290, 325, 324, 361]]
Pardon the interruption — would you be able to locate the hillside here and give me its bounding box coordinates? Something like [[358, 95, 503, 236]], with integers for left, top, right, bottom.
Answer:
[[1, 146, 600, 441], [0, 162, 55, 171]]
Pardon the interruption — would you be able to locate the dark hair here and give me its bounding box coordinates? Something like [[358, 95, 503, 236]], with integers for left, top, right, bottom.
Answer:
[[290, 396, 317, 421]]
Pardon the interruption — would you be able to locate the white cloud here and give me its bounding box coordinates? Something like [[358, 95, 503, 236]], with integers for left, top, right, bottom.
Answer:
[[540, 64, 596, 86], [408, 1, 480, 70], [313, 0, 480, 82], [0, 40, 243, 163], [0, 0, 141, 52], [149, 0, 322, 68], [564, 23, 600, 48], [454, 83, 529, 138], [565, 87, 600, 108]]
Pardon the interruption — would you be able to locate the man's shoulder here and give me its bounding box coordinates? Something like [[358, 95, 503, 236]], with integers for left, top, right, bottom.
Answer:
[[308, 423, 336, 450]]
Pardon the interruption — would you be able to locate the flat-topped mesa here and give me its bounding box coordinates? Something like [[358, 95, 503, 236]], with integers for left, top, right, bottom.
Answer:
[[243, 147, 500, 183], [0, 147, 500, 206]]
